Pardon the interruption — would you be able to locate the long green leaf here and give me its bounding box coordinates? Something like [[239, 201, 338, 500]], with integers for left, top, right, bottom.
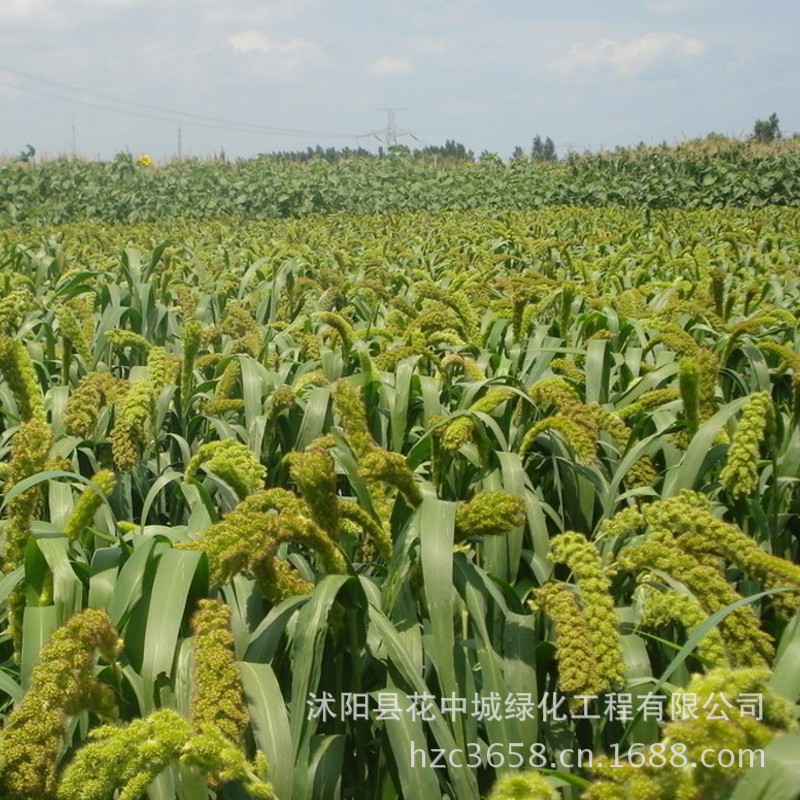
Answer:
[[390, 358, 416, 453], [771, 610, 800, 702], [239, 662, 294, 800], [367, 604, 481, 799], [621, 587, 800, 746], [308, 734, 346, 800], [107, 536, 158, 627], [380, 688, 443, 800], [88, 547, 123, 611], [729, 734, 800, 800], [1, 469, 93, 510], [0, 566, 25, 605], [21, 605, 58, 690], [140, 548, 206, 714], [418, 498, 461, 741], [36, 535, 83, 622], [0, 669, 23, 705], [289, 575, 354, 800], [662, 396, 749, 496]]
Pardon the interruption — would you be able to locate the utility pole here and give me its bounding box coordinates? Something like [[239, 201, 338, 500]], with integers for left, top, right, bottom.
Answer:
[[177, 125, 182, 159]]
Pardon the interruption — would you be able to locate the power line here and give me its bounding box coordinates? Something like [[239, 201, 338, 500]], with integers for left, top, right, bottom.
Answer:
[[0, 64, 362, 139]]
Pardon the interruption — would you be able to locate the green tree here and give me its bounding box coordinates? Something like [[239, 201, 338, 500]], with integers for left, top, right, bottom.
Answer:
[[414, 139, 475, 162], [753, 113, 781, 142], [531, 135, 558, 162], [16, 144, 35, 163]]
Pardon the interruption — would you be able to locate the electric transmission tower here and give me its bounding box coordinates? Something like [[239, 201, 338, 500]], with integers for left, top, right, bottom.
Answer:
[[369, 108, 416, 148]]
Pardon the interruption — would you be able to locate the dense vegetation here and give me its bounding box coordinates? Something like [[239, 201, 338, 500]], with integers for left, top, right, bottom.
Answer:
[[2, 139, 800, 227], [267, 138, 475, 164], [0, 162, 799, 799]]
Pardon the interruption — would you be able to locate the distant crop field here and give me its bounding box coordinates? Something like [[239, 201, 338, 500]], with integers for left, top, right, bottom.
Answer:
[[0, 204, 799, 799], [2, 138, 800, 226]]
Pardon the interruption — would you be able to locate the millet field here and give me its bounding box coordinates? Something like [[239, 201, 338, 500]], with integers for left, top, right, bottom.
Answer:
[[0, 141, 799, 800]]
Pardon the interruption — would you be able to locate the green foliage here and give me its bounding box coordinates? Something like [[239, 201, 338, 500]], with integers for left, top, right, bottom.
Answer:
[[584, 668, 796, 800], [1, 203, 799, 798], [2, 139, 800, 226]]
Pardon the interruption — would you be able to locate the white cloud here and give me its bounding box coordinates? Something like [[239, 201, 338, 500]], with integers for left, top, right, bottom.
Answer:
[[227, 31, 273, 54], [0, 0, 58, 24], [0, 0, 154, 29], [368, 56, 413, 77], [226, 31, 325, 76], [200, 0, 315, 30], [551, 32, 707, 78]]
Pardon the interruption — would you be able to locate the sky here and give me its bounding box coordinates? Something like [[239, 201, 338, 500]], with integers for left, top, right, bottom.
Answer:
[[0, 0, 798, 161]]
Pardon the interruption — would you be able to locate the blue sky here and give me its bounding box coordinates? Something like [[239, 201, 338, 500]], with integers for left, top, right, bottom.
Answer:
[[1, 0, 797, 160]]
